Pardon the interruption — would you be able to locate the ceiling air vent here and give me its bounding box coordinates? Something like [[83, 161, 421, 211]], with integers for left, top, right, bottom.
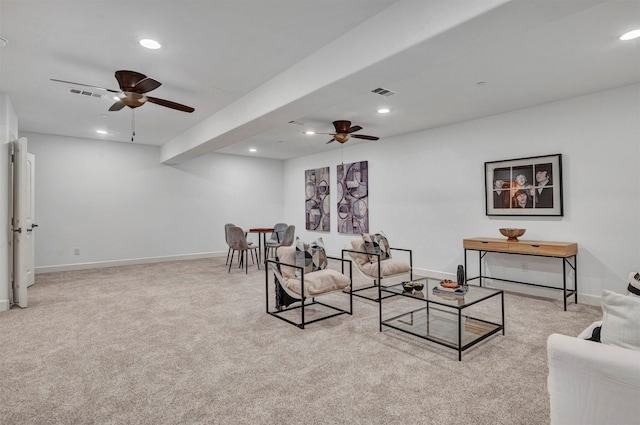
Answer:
[[69, 88, 104, 98], [371, 87, 396, 97]]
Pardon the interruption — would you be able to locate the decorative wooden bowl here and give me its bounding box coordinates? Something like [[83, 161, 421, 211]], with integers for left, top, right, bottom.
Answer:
[[499, 228, 526, 241]]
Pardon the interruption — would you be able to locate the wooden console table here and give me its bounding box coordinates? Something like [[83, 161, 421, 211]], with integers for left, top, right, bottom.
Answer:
[[463, 238, 578, 311]]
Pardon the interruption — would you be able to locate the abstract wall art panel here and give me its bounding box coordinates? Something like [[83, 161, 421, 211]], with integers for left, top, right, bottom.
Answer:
[[337, 161, 369, 234], [305, 167, 330, 231]]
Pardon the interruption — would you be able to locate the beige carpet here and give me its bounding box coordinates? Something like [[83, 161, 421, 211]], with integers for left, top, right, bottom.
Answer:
[[0, 258, 600, 425]]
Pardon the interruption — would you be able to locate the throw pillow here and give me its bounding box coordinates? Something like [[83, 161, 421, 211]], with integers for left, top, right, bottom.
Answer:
[[600, 289, 640, 351], [586, 326, 601, 342], [361, 232, 392, 262], [295, 237, 328, 276], [627, 271, 640, 297]]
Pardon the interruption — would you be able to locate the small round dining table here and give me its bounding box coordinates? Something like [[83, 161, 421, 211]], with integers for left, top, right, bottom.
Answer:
[[248, 228, 275, 262]]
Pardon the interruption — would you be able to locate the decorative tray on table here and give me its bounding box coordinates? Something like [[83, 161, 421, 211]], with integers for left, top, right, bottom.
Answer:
[[432, 279, 468, 296]]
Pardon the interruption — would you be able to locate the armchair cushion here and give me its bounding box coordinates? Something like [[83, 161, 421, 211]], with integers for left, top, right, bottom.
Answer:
[[600, 290, 640, 351], [349, 238, 410, 279], [362, 232, 391, 262], [349, 239, 371, 267], [276, 244, 350, 297], [358, 259, 411, 278], [285, 269, 351, 297]]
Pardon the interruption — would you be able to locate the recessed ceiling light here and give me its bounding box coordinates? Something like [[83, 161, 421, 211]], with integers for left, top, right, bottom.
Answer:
[[620, 29, 640, 41], [139, 39, 161, 49], [249, 148, 257, 153], [304, 131, 315, 135], [96, 130, 108, 135], [377, 108, 390, 114]]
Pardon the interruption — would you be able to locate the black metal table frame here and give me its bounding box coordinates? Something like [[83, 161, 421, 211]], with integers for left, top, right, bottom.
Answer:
[[464, 248, 577, 311], [248, 228, 275, 264], [379, 280, 504, 361]]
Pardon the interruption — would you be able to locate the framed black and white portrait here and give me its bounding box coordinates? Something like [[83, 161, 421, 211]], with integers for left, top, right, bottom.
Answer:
[[485, 154, 563, 216]]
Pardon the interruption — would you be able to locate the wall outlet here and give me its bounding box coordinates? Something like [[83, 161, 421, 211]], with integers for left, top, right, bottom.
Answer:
[[74, 248, 80, 256]]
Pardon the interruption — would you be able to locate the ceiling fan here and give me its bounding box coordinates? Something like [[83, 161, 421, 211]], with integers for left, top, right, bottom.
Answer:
[[51, 70, 195, 113], [316, 120, 379, 144]]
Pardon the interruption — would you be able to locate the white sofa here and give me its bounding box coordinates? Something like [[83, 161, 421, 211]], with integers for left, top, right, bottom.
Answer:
[[547, 323, 640, 425]]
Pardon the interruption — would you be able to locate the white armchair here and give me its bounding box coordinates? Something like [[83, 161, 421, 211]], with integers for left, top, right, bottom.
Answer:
[[547, 331, 640, 425], [547, 286, 640, 425]]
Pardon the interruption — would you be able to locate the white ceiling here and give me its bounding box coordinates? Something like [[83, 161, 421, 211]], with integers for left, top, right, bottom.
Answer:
[[1, 0, 639, 161]]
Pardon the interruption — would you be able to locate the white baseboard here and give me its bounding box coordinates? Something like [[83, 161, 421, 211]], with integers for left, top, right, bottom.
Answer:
[[0, 299, 9, 312], [35, 251, 225, 274]]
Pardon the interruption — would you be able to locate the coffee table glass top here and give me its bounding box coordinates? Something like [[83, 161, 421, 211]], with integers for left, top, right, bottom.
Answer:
[[382, 277, 502, 308]]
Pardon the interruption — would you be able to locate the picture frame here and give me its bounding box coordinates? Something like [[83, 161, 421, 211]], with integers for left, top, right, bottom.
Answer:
[[485, 154, 563, 216]]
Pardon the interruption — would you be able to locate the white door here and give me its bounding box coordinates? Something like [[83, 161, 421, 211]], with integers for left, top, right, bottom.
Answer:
[[12, 137, 36, 307]]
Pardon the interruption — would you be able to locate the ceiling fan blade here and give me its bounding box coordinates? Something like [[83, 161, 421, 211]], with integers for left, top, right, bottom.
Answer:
[[351, 134, 379, 141], [114, 70, 147, 91], [326, 139, 335, 144], [132, 77, 161, 94], [109, 101, 126, 111], [50, 79, 120, 93], [333, 120, 351, 133], [347, 125, 363, 133], [146, 96, 195, 113]]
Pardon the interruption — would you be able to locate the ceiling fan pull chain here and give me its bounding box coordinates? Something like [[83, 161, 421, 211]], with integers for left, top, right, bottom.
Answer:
[[131, 109, 135, 142]]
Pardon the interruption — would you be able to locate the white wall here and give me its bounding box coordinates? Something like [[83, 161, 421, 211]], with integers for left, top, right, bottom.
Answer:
[[283, 85, 640, 303], [25, 133, 284, 271], [14, 85, 640, 304], [0, 94, 18, 311]]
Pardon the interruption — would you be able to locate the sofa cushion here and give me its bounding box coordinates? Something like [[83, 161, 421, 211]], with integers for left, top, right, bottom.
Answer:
[[361, 232, 392, 262], [600, 290, 640, 351]]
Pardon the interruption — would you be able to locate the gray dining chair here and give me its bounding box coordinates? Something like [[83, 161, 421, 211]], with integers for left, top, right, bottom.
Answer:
[[266, 225, 295, 258], [227, 226, 260, 274], [225, 223, 253, 265], [265, 223, 287, 245]]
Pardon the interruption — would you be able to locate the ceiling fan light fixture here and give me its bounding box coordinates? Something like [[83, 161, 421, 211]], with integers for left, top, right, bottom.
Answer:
[[620, 29, 640, 41], [334, 133, 350, 143], [139, 38, 161, 49]]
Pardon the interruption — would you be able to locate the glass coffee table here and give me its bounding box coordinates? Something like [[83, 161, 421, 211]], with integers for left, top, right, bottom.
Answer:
[[379, 277, 504, 360]]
